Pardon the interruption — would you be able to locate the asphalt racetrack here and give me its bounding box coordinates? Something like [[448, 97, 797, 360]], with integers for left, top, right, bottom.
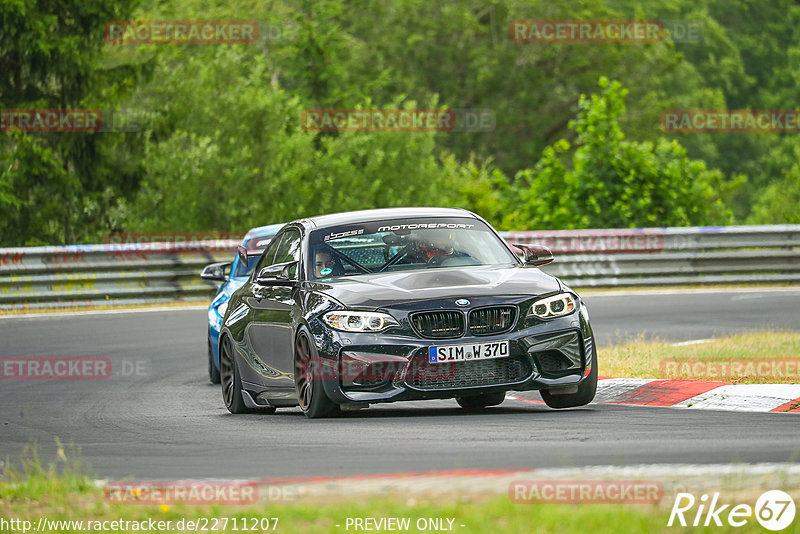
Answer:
[[1, 288, 799, 480]]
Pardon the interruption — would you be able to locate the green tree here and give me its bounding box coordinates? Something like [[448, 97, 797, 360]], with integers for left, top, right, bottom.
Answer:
[[500, 77, 736, 229], [747, 143, 800, 224], [116, 43, 500, 231], [0, 0, 142, 245]]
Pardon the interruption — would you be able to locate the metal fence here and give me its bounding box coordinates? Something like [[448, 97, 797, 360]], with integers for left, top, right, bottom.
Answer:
[[503, 225, 800, 287], [1, 225, 798, 310], [0, 241, 236, 310]]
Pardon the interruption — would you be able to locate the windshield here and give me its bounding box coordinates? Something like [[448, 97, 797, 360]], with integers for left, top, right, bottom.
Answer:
[[233, 254, 261, 278], [233, 235, 275, 277], [308, 217, 517, 279]]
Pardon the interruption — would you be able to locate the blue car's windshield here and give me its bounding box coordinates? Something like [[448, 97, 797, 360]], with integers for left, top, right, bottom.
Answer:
[[233, 254, 261, 278], [233, 234, 276, 278]]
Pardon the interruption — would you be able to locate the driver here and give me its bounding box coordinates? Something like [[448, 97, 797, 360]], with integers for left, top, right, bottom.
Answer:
[[415, 231, 455, 262], [314, 250, 340, 277]]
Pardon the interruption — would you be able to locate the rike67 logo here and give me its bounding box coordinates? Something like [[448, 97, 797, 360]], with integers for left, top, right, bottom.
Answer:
[[668, 490, 796, 531]]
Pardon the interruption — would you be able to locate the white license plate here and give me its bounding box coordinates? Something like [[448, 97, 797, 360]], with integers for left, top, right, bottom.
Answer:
[[428, 340, 509, 364]]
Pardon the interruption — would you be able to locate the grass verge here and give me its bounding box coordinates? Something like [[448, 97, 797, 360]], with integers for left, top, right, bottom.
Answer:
[[3, 475, 791, 534], [3, 444, 800, 534], [599, 330, 800, 383]]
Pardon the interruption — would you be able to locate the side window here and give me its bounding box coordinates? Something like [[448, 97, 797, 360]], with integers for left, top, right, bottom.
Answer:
[[253, 233, 284, 278], [272, 229, 302, 279]]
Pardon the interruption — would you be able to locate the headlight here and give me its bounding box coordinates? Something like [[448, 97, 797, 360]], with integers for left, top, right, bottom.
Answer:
[[527, 293, 577, 319], [216, 300, 229, 317], [323, 311, 399, 332]]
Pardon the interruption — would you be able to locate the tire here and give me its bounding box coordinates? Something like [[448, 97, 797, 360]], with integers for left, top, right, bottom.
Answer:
[[208, 335, 221, 384], [456, 391, 506, 410], [294, 333, 339, 419], [219, 335, 277, 414], [219, 335, 251, 414], [541, 345, 598, 409]]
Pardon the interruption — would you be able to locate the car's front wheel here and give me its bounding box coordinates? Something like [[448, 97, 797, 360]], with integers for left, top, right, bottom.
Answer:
[[456, 391, 506, 410], [540, 346, 598, 409], [294, 334, 339, 418]]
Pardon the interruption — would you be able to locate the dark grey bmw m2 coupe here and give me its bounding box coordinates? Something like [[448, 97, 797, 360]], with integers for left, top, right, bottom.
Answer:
[[219, 207, 597, 418]]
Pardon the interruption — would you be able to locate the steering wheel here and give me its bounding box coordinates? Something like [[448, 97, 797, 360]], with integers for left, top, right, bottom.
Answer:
[[426, 254, 450, 266]]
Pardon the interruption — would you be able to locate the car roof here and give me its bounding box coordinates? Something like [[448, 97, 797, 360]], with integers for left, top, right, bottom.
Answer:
[[241, 223, 285, 244], [295, 207, 477, 230]]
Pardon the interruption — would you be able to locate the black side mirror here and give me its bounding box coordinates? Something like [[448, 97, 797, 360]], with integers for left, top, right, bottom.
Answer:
[[256, 261, 298, 286], [515, 244, 554, 267], [200, 261, 231, 282]]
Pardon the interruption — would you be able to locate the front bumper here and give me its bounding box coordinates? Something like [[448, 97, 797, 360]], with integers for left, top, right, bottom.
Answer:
[[310, 308, 595, 405]]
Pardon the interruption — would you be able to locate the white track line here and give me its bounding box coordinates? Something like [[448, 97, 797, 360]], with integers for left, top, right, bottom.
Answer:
[[676, 384, 800, 412], [671, 338, 715, 346]]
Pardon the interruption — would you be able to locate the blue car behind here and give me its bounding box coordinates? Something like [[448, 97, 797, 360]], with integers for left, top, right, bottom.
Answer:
[[201, 224, 284, 383]]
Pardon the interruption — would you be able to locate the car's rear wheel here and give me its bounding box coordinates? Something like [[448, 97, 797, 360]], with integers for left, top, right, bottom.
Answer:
[[208, 334, 221, 384], [456, 391, 506, 410], [219, 335, 277, 414], [220, 335, 251, 414], [294, 334, 338, 418], [540, 346, 598, 409]]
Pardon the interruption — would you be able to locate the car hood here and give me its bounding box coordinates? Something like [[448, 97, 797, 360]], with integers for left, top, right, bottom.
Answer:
[[313, 265, 561, 309]]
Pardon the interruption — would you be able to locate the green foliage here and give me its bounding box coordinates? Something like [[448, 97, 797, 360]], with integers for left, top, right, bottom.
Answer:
[[0, 134, 72, 245], [0, 439, 93, 500], [500, 78, 736, 229], [0, 0, 141, 245], [748, 144, 800, 224], [111, 40, 495, 230], [3, 0, 799, 245]]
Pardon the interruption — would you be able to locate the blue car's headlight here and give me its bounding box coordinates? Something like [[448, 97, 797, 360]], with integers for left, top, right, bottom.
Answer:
[[216, 300, 229, 318]]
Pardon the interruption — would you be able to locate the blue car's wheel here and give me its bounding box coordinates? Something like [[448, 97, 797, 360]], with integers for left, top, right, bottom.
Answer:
[[208, 334, 220, 384]]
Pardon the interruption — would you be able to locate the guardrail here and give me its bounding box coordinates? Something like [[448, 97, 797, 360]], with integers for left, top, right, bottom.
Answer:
[[503, 225, 800, 287], [0, 241, 236, 310], [0, 225, 798, 310]]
